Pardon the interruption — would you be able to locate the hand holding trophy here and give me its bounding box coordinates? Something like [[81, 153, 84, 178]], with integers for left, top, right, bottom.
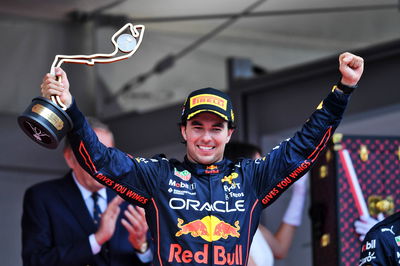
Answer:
[[18, 23, 144, 149]]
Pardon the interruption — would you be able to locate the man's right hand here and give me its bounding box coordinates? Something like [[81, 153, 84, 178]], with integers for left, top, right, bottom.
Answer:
[[40, 67, 72, 108], [94, 196, 124, 245]]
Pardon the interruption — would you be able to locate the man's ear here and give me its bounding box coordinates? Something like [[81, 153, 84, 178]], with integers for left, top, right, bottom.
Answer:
[[226, 128, 235, 144], [63, 148, 76, 169], [180, 125, 187, 141]]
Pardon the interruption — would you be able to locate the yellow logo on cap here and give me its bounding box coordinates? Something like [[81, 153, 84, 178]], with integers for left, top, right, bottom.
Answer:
[[190, 94, 227, 110]]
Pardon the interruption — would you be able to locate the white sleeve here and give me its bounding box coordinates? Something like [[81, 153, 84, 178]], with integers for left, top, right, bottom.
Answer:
[[249, 228, 274, 266], [89, 234, 102, 255], [282, 172, 308, 226], [136, 248, 153, 263]]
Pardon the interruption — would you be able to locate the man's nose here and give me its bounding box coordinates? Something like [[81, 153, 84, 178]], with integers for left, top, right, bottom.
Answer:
[[201, 130, 212, 142]]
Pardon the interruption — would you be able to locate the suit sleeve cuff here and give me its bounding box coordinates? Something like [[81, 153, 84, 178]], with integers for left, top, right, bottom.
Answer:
[[334, 81, 357, 95], [89, 234, 102, 255], [136, 248, 153, 263]]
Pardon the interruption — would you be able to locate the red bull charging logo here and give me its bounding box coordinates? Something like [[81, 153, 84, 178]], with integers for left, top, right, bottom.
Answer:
[[175, 215, 240, 242], [205, 165, 219, 174]]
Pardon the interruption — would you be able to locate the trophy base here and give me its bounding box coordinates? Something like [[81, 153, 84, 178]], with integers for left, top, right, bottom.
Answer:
[[18, 97, 73, 149]]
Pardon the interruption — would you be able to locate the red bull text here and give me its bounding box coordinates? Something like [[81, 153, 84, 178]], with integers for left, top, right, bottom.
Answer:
[[168, 243, 243, 265]]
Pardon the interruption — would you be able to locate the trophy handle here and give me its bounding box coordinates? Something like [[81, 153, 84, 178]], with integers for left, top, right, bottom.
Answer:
[[49, 69, 67, 110], [51, 95, 67, 110]]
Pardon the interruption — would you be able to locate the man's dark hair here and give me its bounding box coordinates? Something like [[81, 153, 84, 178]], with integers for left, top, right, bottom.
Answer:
[[224, 141, 262, 161], [64, 117, 113, 151]]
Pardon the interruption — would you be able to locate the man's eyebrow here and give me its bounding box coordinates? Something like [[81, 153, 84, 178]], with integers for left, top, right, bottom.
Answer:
[[213, 122, 224, 127], [191, 120, 203, 126], [189, 120, 224, 127]]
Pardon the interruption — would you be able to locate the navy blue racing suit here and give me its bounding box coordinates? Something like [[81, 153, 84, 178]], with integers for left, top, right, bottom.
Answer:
[[359, 212, 400, 266], [66, 87, 350, 265]]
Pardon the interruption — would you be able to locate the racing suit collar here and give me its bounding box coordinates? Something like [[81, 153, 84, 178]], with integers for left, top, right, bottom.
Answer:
[[183, 156, 230, 176]]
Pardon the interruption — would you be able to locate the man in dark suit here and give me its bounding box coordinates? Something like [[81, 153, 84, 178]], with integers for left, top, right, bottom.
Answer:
[[22, 118, 151, 266]]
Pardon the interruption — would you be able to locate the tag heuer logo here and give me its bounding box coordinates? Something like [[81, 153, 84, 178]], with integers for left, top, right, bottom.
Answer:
[[174, 168, 191, 181], [395, 236, 400, 247]]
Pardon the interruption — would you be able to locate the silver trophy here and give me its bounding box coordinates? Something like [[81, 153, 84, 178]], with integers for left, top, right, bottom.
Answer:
[[18, 23, 145, 149]]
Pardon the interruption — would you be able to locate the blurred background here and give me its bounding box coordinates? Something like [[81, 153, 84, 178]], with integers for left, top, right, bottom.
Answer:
[[0, 0, 399, 265]]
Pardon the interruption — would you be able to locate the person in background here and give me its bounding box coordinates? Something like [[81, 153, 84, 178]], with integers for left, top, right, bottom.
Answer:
[[358, 211, 400, 265], [225, 142, 308, 266], [22, 117, 152, 266], [355, 213, 385, 241]]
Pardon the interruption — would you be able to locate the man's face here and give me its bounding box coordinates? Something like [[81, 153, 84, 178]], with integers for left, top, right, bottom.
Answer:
[[64, 128, 114, 192], [181, 112, 234, 165]]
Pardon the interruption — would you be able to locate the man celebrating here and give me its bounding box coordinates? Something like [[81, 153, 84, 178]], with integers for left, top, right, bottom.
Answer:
[[40, 52, 364, 265]]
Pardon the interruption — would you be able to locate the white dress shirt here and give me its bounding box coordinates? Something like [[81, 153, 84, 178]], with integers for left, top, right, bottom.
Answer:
[[72, 173, 107, 254]]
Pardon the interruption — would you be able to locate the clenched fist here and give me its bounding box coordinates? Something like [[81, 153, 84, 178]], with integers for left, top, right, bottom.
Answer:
[[339, 52, 364, 87]]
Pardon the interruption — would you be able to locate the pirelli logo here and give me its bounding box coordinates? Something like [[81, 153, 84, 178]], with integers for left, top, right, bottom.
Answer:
[[190, 94, 227, 110]]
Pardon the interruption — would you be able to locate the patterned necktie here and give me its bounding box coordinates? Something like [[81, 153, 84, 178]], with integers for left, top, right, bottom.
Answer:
[[91, 192, 102, 227]]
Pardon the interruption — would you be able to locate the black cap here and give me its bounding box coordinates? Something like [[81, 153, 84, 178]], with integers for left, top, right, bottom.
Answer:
[[181, 87, 235, 123]]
